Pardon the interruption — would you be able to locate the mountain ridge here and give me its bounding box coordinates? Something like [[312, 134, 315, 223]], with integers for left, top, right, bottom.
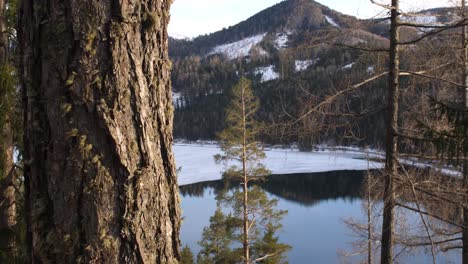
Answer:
[[169, 0, 371, 58], [169, 0, 457, 147]]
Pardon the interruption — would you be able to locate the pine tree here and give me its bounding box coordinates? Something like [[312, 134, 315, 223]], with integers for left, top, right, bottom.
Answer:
[[215, 77, 268, 184], [206, 77, 289, 263], [198, 187, 289, 264], [180, 245, 195, 264], [197, 209, 239, 264], [19, 0, 180, 262], [251, 224, 291, 264], [216, 77, 267, 263]]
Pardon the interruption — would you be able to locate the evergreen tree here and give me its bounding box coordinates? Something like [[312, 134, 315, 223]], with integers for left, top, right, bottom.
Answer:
[[200, 77, 289, 263], [197, 209, 239, 264], [180, 245, 195, 264], [251, 224, 290, 264], [198, 187, 289, 264], [216, 77, 268, 263]]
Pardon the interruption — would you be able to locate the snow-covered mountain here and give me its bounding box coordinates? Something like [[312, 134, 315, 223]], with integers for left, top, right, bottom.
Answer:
[[169, 0, 457, 144]]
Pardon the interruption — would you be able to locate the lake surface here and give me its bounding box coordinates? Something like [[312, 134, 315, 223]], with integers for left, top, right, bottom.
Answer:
[[179, 170, 461, 264]]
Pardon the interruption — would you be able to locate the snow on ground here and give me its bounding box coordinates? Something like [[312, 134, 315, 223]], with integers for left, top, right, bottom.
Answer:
[[172, 92, 186, 108], [274, 32, 290, 49], [174, 143, 384, 185], [401, 13, 449, 33], [174, 143, 462, 186], [402, 14, 439, 25], [207, 33, 267, 60], [254, 65, 279, 83], [172, 92, 181, 103], [325, 15, 340, 28], [169, 33, 190, 40], [342, 62, 355, 70], [295, 59, 319, 72]]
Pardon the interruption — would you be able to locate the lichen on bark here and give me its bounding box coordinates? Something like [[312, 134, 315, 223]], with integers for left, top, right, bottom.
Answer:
[[20, 0, 180, 263]]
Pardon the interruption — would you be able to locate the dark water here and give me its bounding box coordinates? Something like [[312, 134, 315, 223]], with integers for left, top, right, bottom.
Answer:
[[180, 171, 365, 263], [179, 170, 461, 264]]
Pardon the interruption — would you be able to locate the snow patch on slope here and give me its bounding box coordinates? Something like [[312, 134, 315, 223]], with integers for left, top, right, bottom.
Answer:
[[295, 59, 318, 72], [208, 33, 267, 60], [401, 13, 450, 34], [254, 65, 279, 83], [325, 15, 340, 28], [402, 14, 439, 25], [274, 31, 292, 49], [342, 62, 355, 70], [170, 33, 190, 40]]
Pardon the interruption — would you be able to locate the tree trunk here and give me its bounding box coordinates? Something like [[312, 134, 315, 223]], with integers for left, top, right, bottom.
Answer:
[[242, 89, 250, 264], [367, 172, 372, 264], [0, 0, 6, 63], [380, 1, 400, 263], [19, 0, 180, 263], [0, 0, 16, 238], [462, 1, 468, 264]]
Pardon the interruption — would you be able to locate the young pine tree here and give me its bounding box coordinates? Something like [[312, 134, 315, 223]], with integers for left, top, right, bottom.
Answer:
[[215, 77, 267, 263], [211, 77, 289, 264]]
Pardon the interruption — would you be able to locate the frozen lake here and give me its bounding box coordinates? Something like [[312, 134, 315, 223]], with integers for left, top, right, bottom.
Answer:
[[173, 143, 384, 185], [175, 143, 460, 263]]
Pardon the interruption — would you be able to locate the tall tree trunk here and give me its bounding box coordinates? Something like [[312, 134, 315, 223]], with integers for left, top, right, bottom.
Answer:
[[0, 0, 16, 259], [242, 89, 250, 264], [0, 0, 5, 62], [367, 172, 372, 264], [0, 0, 16, 247], [380, 0, 400, 263], [462, 1, 468, 264], [19, 0, 180, 263]]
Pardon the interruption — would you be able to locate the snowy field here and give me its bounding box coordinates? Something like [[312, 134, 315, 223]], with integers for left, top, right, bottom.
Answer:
[[173, 143, 384, 185]]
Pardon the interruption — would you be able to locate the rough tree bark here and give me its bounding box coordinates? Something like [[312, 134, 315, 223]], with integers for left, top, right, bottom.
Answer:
[[19, 0, 180, 263], [0, 0, 16, 232], [380, 0, 400, 263], [462, 1, 468, 264]]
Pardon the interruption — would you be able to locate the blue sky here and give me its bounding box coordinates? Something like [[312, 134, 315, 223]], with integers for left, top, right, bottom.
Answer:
[[168, 0, 454, 38]]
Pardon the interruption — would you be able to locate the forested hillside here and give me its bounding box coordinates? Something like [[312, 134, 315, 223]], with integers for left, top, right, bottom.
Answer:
[[169, 0, 459, 150]]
